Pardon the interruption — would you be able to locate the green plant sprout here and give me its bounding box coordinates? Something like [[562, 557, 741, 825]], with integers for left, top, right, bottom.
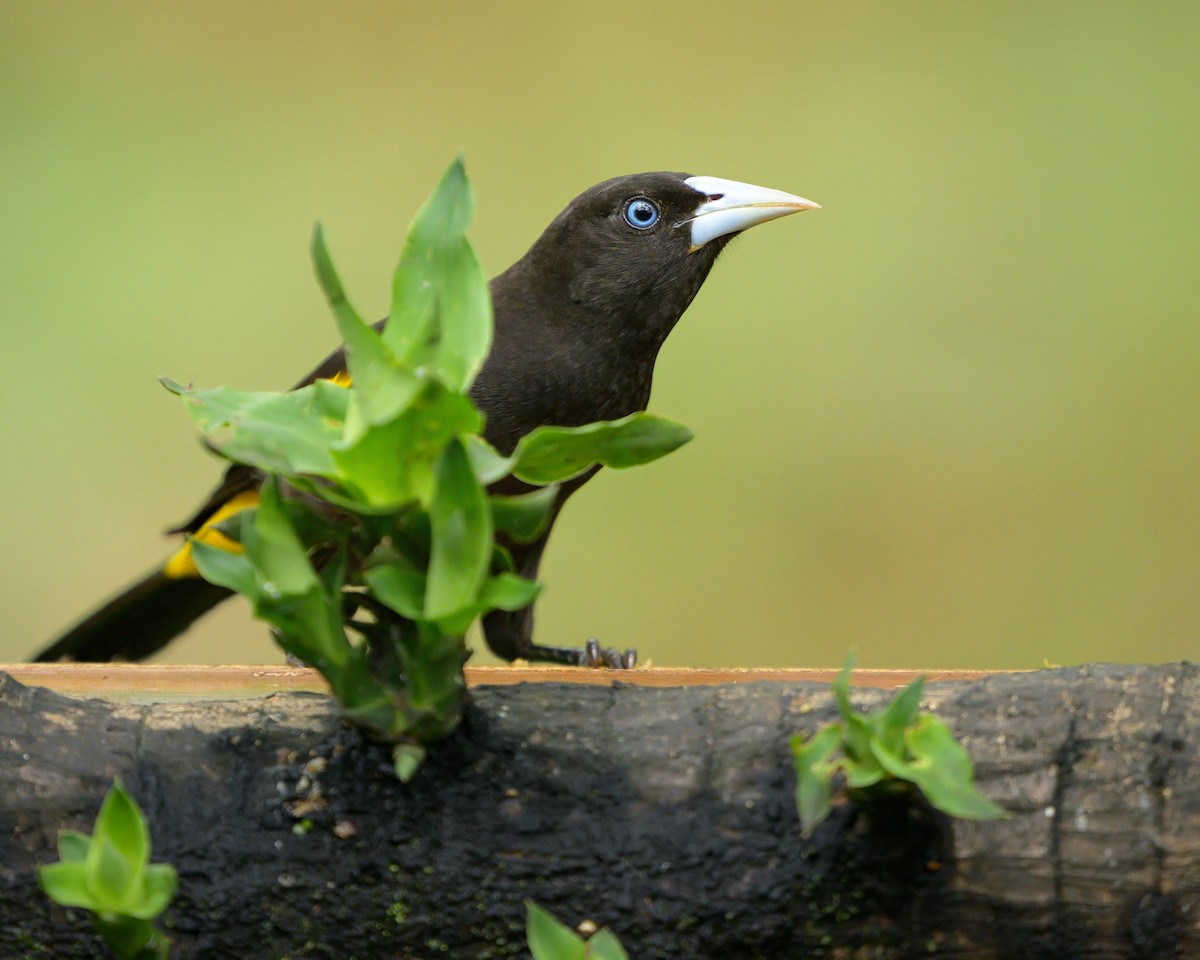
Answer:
[[526, 901, 629, 960], [791, 657, 1008, 835], [164, 157, 692, 778], [38, 779, 176, 960]]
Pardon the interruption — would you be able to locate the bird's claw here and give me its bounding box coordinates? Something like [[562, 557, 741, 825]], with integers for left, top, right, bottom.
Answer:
[[517, 638, 638, 669], [578, 637, 637, 669]]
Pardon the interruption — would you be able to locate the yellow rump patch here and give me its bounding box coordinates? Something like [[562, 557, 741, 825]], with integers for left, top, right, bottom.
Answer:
[[162, 490, 261, 579], [325, 370, 352, 388]]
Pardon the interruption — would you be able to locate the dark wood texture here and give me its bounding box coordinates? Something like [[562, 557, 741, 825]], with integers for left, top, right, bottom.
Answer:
[[1, 662, 1196, 958]]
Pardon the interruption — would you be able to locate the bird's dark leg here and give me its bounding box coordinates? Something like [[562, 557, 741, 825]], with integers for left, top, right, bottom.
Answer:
[[481, 606, 636, 669], [481, 530, 637, 669], [535, 635, 636, 669]]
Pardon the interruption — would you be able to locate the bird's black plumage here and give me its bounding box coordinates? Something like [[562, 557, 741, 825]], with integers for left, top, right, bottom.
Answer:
[[475, 174, 728, 454], [36, 171, 815, 666]]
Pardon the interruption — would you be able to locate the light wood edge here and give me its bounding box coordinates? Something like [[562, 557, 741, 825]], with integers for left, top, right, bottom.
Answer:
[[2, 663, 1016, 701]]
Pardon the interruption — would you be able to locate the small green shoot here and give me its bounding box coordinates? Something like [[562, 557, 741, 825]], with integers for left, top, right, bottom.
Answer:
[[165, 157, 692, 774], [790, 657, 1007, 835], [526, 901, 629, 960], [38, 779, 176, 960]]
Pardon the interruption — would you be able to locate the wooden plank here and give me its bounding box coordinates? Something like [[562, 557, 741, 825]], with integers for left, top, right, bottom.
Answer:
[[3, 664, 327, 701], [0, 663, 1011, 702]]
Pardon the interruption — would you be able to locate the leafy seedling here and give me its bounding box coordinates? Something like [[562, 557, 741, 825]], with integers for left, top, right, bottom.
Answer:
[[790, 657, 1007, 834], [38, 779, 176, 960]]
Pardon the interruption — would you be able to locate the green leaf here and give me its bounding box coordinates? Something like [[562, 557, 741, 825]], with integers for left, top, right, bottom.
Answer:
[[338, 356, 423, 446], [385, 156, 492, 390], [422, 572, 540, 636], [331, 385, 480, 508], [57, 830, 91, 864], [424, 572, 538, 634], [512, 413, 693, 485], [868, 733, 914, 780], [386, 249, 436, 367], [387, 159, 472, 361], [365, 565, 427, 620], [331, 414, 432, 507], [190, 533, 258, 597], [874, 675, 925, 753], [89, 780, 149, 900], [586, 929, 630, 960], [434, 237, 491, 392], [490, 486, 559, 543], [464, 435, 514, 485], [244, 478, 318, 598], [831, 657, 877, 773], [478, 572, 540, 611], [286, 474, 404, 517], [310, 222, 368, 352], [842, 754, 886, 790], [835, 700, 873, 777], [428, 608, 478, 637], [526, 901, 586, 960], [425, 437, 491, 621], [830, 656, 855, 723], [791, 725, 841, 835], [38, 861, 95, 910], [221, 510, 348, 675], [126, 863, 178, 920], [393, 743, 426, 783], [898, 716, 1009, 821], [312, 223, 425, 439], [165, 381, 345, 476], [87, 835, 136, 910]]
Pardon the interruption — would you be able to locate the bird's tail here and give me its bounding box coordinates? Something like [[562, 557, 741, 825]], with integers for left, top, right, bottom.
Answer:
[[33, 569, 233, 662]]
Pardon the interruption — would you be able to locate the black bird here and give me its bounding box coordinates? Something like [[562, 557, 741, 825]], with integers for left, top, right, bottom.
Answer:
[[35, 172, 818, 667]]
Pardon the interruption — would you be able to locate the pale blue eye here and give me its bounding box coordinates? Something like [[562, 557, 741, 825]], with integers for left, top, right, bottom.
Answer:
[[623, 198, 659, 229]]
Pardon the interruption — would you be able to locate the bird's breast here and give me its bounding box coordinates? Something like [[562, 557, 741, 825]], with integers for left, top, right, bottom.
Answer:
[[472, 338, 655, 455]]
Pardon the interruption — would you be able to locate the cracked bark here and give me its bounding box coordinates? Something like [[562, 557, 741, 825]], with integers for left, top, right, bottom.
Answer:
[[1, 663, 1197, 959]]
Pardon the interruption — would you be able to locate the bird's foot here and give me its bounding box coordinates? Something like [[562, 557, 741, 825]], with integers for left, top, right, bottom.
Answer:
[[524, 637, 637, 669], [580, 637, 637, 669]]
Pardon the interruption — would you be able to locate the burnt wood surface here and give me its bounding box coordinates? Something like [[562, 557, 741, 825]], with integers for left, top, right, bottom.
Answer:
[[1, 662, 1196, 959]]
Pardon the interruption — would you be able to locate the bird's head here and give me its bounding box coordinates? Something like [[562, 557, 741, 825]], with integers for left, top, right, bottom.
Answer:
[[521, 172, 819, 347]]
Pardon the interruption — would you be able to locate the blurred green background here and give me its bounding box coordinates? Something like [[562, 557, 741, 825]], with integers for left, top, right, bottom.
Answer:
[[3, 2, 1197, 669]]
